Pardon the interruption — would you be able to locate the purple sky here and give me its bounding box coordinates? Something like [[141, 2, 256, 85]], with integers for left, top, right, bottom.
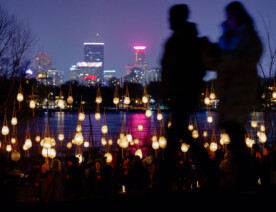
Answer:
[[3, 0, 276, 81]]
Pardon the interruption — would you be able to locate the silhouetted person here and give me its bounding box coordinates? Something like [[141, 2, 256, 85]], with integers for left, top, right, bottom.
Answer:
[[203, 1, 263, 190], [160, 4, 206, 192]]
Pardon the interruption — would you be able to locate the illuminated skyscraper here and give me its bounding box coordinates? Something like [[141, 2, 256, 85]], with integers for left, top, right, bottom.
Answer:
[[33, 53, 52, 77], [133, 46, 147, 70], [84, 42, 104, 79]]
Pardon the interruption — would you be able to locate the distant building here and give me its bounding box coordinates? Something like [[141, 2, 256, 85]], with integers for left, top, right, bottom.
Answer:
[[144, 68, 162, 85], [103, 70, 116, 83], [125, 64, 134, 76], [37, 69, 64, 86], [84, 43, 104, 80], [133, 46, 147, 71], [70, 62, 102, 86], [125, 67, 144, 84], [33, 53, 52, 78]]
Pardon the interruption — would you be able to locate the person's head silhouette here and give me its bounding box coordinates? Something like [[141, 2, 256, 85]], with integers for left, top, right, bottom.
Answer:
[[169, 4, 189, 30]]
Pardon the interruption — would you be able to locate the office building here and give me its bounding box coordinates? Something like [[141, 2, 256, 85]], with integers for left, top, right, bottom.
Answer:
[[144, 68, 162, 85], [133, 46, 147, 70], [33, 53, 53, 77]]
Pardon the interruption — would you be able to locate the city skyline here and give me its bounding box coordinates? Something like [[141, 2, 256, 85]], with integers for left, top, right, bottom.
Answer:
[[3, 0, 276, 81]]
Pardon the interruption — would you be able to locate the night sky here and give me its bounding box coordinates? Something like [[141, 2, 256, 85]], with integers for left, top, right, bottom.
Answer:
[[3, 0, 276, 81]]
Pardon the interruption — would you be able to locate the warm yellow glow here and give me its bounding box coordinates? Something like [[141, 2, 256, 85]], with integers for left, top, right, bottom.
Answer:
[[101, 137, 107, 146], [138, 125, 143, 131], [203, 142, 209, 149], [168, 121, 172, 128], [207, 116, 213, 123], [152, 135, 158, 142], [58, 99, 64, 108], [75, 154, 83, 163], [245, 137, 254, 148], [181, 143, 189, 153], [23, 145, 28, 151], [11, 137, 16, 144], [192, 130, 199, 139], [159, 136, 167, 149], [11, 117, 17, 126], [203, 131, 208, 138], [29, 100, 36, 109], [135, 149, 143, 159], [48, 148, 56, 159], [35, 136, 41, 142], [126, 134, 133, 142], [78, 112, 85, 121], [152, 140, 159, 150], [105, 152, 113, 164], [259, 132, 267, 143], [188, 124, 194, 131], [204, 97, 210, 105], [134, 138, 139, 145], [24, 138, 32, 149], [2, 126, 9, 136], [120, 137, 128, 148], [95, 113, 101, 120], [272, 92, 276, 99], [51, 138, 56, 147], [124, 97, 130, 105], [145, 110, 152, 117], [84, 141, 89, 148], [67, 142, 72, 149], [108, 139, 113, 145], [67, 96, 74, 104], [42, 148, 48, 157], [157, 113, 163, 121], [260, 125, 265, 132], [209, 93, 216, 100], [6, 144, 12, 152], [142, 96, 148, 104], [42, 137, 52, 149], [251, 121, 258, 128], [209, 142, 218, 152], [96, 96, 102, 104], [113, 97, 119, 105], [101, 125, 108, 134], [74, 133, 83, 145], [76, 124, 82, 132], [58, 134, 64, 141], [11, 151, 20, 161], [17, 93, 23, 102], [220, 133, 231, 145]]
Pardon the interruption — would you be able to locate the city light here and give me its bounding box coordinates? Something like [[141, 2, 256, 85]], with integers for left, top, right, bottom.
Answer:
[[133, 46, 146, 50]]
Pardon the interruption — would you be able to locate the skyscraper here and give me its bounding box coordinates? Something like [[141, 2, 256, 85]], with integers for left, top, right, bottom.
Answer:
[[33, 53, 52, 77], [84, 43, 104, 79], [133, 46, 147, 70]]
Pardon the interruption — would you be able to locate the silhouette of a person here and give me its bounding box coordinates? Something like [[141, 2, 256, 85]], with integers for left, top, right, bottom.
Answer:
[[160, 4, 206, 191], [203, 1, 263, 189]]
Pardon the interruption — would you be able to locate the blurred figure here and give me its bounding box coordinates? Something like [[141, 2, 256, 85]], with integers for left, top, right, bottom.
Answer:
[[203, 1, 262, 190], [219, 151, 237, 189], [160, 4, 206, 192]]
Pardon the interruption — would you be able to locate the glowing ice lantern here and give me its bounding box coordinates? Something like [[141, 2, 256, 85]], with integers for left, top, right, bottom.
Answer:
[[157, 113, 163, 121], [222, 133, 230, 145], [168, 121, 172, 128], [152, 140, 159, 150], [145, 110, 152, 118], [101, 137, 107, 146], [17, 93, 23, 102], [257, 131, 260, 137], [42, 148, 48, 157], [108, 139, 113, 145], [76, 124, 82, 132], [105, 153, 113, 164], [29, 100, 36, 109], [58, 99, 64, 108], [78, 112, 85, 121], [74, 132, 84, 145], [35, 136, 41, 142], [220, 138, 224, 145], [11, 137, 16, 144], [84, 141, 89, 148], [11, 151, 20, 161], [159, 136, 167, 149], [96, 96, 102, 104], [259, 132, 267, 143], [126, 134, 133, 142], [48, 148, 56, 159], [75, 154, 83, 163], [188, 124, 194, 131], [203, 131, 208, 138], [25, 138, 32, 149], [135, 149, 143, 159], [192, 130, 199, 139], [95, 113, 101, 121], [124, 97, 130, 105], [121, 137, 129, 148], [204, 97, 210, 105], [207, 116, 213, 123], [58, 134, 64, 141], [113, 97, 119, 105], [181, 143, 190, 153], [138, 125, 143, 131], [101, 125, 108, 134], [260, 125, 265, 132], [2, 126, 9, 136], [6, 144, 12, 152], [272, 92, 276, 99], [251, 121, 257, 128], [42, 137, 52, 149], [245, 137, 254, 148], [203, 142, 209, 149], [23, 145, 28, 151], [142, 96, 148, 104], [209, 142, 218, 152], [67, 142, 72, 149], [11, 117, 17, 126], [152, 136, 158, 142], [51, 138, 56, 147], [209, 93, 216, 100], [134, 138, 139, 145], [67, 96, 73, 104]]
